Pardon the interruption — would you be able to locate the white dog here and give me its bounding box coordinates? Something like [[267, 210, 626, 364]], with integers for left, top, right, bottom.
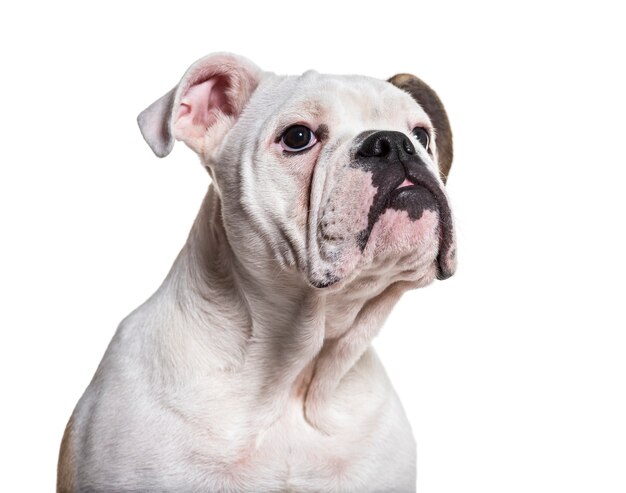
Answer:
[[58, 52, 456, 493]]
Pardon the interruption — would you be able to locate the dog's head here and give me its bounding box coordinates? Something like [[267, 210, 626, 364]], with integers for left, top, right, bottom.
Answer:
[[138, 53, 455, 292]]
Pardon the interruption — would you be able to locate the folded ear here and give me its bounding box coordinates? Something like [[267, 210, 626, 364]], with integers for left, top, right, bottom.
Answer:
[[137, 53, 262, 158], [388, 74, 453, 183]]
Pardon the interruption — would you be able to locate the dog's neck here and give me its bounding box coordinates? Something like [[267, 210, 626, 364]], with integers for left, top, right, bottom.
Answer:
[[149, 184, 405, 428]]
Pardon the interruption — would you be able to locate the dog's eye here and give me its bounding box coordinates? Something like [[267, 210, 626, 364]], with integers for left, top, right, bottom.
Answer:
[[280, 125, 317, 152], [411, 127, 430, 151]]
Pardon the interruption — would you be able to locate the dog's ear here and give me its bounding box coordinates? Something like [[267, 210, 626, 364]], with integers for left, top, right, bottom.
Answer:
[[388, 74, 453, 183], [137, 53, 262, 158]]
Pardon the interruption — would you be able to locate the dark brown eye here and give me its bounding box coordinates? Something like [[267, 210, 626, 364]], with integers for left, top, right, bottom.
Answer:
[[280, 125, 317, 152], [411, 127, 430, 151]]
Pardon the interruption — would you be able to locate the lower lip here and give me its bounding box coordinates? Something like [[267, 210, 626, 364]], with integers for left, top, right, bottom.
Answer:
[[396, 178, 413, 189], [388, 183, 438, 209]]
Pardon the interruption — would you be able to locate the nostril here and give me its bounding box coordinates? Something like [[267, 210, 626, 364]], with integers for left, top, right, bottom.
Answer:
[[358, 135, 392, 158], [403, 137, 415, 155], [374, 138, 392, 157]]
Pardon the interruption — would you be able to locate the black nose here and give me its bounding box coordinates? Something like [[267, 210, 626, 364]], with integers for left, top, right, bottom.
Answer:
[[357, 131, 415, 159]]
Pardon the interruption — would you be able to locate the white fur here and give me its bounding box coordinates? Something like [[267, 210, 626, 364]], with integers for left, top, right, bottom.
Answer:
[[64, 53, 455, 492]]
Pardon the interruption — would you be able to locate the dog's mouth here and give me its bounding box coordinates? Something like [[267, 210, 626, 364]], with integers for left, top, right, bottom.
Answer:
[[395, 178, 414, 190], [387, 180, 437, 210], [357, 168, 455, 280], [308, 156, 456, 290]]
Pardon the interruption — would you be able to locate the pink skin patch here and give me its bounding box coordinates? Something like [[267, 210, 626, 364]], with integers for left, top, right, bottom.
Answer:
[[316, 169, 376, 255], [365, 208, 440, 261]]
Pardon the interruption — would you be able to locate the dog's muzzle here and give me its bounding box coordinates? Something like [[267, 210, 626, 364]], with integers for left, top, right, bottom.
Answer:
[[353, 130, 456, 279]]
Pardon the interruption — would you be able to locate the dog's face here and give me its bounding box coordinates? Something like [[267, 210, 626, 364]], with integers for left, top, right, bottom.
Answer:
[[138, 54, 455, 292]]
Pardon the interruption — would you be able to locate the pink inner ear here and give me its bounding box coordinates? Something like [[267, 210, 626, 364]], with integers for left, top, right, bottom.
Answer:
[[174, 76, 231, 146], [209, 77, 230, 115]]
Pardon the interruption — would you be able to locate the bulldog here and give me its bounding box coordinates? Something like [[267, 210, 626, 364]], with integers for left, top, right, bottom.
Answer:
[[57, 53, 455, 493]]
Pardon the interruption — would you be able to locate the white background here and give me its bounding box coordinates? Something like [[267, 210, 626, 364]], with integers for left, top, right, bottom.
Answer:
[[1, 1, 625, 491]]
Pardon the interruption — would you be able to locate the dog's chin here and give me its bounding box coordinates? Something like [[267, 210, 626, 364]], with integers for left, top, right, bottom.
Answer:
[[360, 207, 444, 282], [307, 207, 447, 292], [363, 186, 457, 282]]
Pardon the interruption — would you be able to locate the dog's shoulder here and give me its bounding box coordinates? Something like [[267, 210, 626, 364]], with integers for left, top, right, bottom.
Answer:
[[57, 414, 76, 493]]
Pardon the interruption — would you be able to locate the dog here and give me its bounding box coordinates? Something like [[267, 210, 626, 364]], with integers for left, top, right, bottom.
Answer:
[[57, 52, 455, 493]]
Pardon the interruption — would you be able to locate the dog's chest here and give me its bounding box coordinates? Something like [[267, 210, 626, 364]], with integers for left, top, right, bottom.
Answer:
[[181, 396, 358, 490], [75, 343, 415, 491], [161, 376, 408, 491]]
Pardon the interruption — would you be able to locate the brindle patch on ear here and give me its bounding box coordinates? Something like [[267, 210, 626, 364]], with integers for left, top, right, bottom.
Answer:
[[388, 74, 453, 183], [57, 415, 76, 493]]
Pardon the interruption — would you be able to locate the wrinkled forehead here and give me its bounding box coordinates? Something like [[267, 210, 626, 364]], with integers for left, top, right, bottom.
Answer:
[[246, 71, 432, 136]]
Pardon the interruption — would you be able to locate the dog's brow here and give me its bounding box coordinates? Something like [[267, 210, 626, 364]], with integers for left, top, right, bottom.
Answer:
[[275, 113, 318, 134], [274, 101, 325, 135]]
